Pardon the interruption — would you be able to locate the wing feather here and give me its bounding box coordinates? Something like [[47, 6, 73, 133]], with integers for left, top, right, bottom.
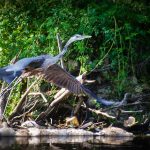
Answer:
[[42, 64, 85, 95]]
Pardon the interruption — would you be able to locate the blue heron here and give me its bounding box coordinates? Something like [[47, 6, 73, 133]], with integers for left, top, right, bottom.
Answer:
[[0, 34, 90, 83], [0, 34, 117, 106]]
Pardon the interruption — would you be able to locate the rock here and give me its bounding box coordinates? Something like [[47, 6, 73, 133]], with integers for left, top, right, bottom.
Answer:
[[28, 128, 41, 136], [16, 128, 94, 137], [16, 129, 29, 136], [124, 116, 138, 127], [40, 128, 94, 136], [21, 121, 40, 128], [0, 127, 15, 136], [65, 116, 79, 127], [99, 127, 133, 137], [94, 136, 134, 145], [125, 119, 150, 134]]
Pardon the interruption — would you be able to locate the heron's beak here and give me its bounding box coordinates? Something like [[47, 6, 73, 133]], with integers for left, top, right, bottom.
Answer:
[[84, 35, 92, 39]]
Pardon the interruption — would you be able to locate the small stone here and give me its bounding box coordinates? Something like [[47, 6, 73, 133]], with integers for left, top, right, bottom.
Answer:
[[0, 127, 15, 136], [99, 127, 133, 137]]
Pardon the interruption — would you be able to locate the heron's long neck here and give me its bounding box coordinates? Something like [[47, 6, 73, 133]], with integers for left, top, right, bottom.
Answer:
[[53, 40, 71, 62]]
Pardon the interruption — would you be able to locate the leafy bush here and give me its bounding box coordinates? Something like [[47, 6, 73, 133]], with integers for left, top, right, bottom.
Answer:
[[0, 0, 149, 97]]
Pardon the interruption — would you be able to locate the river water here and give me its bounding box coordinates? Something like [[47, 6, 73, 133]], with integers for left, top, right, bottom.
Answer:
[[0, 135, 149, 150]]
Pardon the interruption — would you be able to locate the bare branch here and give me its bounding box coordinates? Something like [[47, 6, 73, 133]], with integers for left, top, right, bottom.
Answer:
[[56, 33, 65, 69], [9, 76, 41, 120]]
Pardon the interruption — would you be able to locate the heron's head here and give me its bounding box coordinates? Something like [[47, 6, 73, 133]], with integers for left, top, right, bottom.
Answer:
[[68, 34, 91, 44]]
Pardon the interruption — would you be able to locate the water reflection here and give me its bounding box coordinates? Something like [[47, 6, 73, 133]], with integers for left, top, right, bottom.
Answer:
[[0, 136, 149, 150]]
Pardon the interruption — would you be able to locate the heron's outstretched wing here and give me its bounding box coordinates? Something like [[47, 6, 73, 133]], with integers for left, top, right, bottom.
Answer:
[[1, 55, 49, 83], [43, 64, 85, 95]]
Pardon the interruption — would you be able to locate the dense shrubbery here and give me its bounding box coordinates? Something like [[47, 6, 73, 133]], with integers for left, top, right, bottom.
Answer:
[[0, 0, 149, 97]]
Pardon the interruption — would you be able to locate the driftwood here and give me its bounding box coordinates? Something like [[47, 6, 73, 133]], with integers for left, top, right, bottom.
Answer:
[[28, 92, 48, 102], [120, 109, 143, 114], [81, 105, 116, 120], [0, 78, 21, 121], [56, 33, 65, 69], [9, 77, 41, 121], [10, 100, 39, 122], [79, 122, 93, 129], [73, 97, 84, 115]]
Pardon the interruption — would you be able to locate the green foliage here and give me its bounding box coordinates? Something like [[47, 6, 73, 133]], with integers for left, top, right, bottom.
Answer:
[[0, 0, 149, 99], [5, 82, 23, 116]]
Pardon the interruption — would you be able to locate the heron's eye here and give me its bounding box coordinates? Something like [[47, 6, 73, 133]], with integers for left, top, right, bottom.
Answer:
[[75, 35, 80, 38]]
